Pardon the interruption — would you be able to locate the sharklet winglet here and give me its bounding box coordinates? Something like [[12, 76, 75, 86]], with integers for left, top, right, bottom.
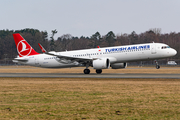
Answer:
[[38, 43, 47, 53]]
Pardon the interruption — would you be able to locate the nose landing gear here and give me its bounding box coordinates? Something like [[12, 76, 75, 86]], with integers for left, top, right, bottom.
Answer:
[[155, 60, 160, 69]]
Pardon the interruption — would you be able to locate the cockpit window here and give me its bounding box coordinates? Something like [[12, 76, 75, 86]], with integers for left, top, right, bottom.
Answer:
[[161, 46, 170, 49]]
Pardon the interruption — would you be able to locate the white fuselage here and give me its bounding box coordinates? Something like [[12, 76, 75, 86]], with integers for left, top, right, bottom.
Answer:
[[14, 43, 177, 68]]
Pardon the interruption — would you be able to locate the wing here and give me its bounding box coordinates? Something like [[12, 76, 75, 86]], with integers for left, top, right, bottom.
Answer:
[[38, 43, 94, 64], [46, 52, 93, 63]]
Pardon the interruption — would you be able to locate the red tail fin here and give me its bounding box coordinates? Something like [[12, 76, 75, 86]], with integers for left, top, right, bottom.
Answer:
[[13, 33, 39, 57]]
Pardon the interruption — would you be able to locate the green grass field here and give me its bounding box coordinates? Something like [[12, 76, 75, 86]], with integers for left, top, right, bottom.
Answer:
[[0, 77, 180, 120]]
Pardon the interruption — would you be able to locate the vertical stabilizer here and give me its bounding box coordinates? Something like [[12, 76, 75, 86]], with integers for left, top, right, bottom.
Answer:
[[13, 33, 39, 57]]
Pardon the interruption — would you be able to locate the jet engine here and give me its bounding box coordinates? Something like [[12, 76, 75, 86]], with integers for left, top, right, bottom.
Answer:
[[93, 58, 110, 69], [111, 63, 127, 69]]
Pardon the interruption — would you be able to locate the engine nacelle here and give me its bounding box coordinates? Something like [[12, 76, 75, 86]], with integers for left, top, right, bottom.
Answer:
[[111, 63, 127, 69], [93, 58, 110, 69]]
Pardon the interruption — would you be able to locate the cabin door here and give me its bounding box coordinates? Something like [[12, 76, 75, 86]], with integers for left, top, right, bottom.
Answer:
[[151, 44, 156, 54], [35, 56, 39, 66]]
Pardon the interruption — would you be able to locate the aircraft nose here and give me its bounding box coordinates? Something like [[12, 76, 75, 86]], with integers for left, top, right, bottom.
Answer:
[[171, 49, 177, 56]]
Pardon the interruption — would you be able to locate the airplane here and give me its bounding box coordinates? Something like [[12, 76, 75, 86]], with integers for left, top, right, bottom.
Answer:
[[12, 33, 177, 74]]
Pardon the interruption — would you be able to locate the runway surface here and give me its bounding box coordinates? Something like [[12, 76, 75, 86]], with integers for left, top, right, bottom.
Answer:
[[0, 73, 180, 79]]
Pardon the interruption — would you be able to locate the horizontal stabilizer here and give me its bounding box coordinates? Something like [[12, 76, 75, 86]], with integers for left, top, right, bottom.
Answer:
[[13, 57, 28, 62]]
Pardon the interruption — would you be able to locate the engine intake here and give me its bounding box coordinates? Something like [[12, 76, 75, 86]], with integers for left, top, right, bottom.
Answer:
[[93, 58, 110, 69]]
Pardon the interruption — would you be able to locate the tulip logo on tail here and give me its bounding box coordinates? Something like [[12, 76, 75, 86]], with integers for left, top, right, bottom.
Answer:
[[17, 40, 32, 56]]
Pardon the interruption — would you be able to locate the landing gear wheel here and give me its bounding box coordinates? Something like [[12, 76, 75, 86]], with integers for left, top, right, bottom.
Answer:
[[156, 65, 160, 69], [96, 69, 102, 74], [154, 60, 160, 69], [84, 69, 90, 74]]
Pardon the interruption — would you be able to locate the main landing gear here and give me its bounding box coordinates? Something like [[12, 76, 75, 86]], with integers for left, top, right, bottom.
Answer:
[[84, 64, 90, 74], [83, 64, 102, 74], [83, 69, 103, 74], [84, 69, 90, 74], [155, 60, 160, 69], [96, 69, 102, 74]]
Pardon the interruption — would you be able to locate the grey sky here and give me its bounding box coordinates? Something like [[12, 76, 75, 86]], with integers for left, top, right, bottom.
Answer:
[[1, 0, 180, 38]]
